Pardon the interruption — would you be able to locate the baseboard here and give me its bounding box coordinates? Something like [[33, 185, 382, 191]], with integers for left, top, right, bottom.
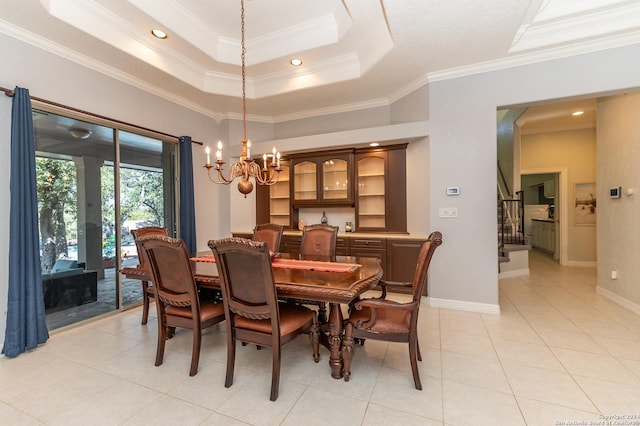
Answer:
[[427, 297, 501, 315], [565, 260, 597, 267], [596, 286, 640, 316], [498, 268, 529, 279]]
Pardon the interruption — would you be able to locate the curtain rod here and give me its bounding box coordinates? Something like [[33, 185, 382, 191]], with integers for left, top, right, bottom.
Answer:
[[1, 86, 203, 146]]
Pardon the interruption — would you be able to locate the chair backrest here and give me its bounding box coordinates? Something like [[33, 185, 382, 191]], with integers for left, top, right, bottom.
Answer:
[[137, 235, 199, 309], [209, 237, 278, 325], [300, 224, 338, 258], [131, 226, 169, 271], [411, 231, 443, 303], [252, 223, 284, 253]]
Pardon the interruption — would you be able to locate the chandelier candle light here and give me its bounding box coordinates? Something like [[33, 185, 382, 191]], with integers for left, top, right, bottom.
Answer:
[[204, 0, 281, 196]]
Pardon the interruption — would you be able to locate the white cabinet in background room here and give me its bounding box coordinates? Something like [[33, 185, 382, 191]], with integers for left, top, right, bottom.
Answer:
[[531, 219, 555, 254], [544, 180, 555, 198]]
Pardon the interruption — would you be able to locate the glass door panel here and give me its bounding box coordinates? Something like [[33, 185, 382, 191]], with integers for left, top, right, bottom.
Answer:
[[293, 160, 317, 200], [322, 158, 349, 200], [34, 111, 118, 329], [118, 130, 176, 309]]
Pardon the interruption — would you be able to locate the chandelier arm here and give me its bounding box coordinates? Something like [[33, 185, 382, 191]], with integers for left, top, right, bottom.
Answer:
[[206, 164, 233, 184]]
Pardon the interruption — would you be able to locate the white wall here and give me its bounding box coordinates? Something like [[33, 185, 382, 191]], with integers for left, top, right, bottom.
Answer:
[[597, 93, 640, 307], [427, 44, 640, 311]]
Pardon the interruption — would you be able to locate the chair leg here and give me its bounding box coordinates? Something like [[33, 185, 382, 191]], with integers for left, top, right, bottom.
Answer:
[[342, 322, 354, 382], [225, 335, 236, 388], [189, 326, 202, 376], [155, 317, 166, 367], [408, 339, 422, 390], [417, 337, 422, 362], [141, 281, 150, 325], [270, 344, 281, 401]]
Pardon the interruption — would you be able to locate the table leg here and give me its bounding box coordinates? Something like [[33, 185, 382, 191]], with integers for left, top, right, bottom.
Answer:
[[327, 302, 344, 379]]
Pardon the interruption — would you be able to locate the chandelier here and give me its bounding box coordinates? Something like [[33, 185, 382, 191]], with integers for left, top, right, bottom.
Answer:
[[204, 0, 281, 196]]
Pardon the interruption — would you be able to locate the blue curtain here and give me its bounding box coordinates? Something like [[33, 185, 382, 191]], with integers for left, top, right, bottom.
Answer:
[[2, 87, 49, 357], [179, 136, 197, 254]]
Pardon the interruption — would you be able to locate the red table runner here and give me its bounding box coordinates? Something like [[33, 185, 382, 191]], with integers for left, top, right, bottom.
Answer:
[[190, 255, 360, 273]]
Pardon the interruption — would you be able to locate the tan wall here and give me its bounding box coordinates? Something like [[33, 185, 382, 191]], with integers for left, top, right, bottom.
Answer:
[[521, 128, 597, 264], [596, 93, 640, 306]]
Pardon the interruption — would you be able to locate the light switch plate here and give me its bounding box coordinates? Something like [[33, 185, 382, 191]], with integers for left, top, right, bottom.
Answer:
[[439, 207, 458, 218]]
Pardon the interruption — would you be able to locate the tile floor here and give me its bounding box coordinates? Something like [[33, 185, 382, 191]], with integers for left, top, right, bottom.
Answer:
[[2, 249, 640, 425]]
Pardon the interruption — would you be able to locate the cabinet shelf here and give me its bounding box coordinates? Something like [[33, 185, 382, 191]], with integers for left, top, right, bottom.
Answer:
[[358, 173, 385, 178], [358, 193, 385, 197]]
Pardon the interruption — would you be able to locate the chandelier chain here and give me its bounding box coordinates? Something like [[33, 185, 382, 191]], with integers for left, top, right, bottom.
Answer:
[[241, 0, 247, 143]]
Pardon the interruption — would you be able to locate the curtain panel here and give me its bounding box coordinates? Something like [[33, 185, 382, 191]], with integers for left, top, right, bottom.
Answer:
[[179, 136, 197, 254], [2, 87, 49, 357]]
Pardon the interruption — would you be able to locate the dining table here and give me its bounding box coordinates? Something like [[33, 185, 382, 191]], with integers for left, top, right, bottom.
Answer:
[[122, 254, 383, 379], [191, 254, 383, 379]]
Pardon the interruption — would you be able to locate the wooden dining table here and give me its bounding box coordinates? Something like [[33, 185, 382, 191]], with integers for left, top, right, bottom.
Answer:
[[122, 254, 383, 379], [192, 254, 382, 379]]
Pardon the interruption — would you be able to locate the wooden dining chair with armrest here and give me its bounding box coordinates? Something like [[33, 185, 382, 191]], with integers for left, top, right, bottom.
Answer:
[[297, 224, 339, 323], [209, 237, 320, 401], [342, 231, 442, 389], [131, 226, 169, 325], [252, 223, 284, 254], [138, 235, 225, 376]]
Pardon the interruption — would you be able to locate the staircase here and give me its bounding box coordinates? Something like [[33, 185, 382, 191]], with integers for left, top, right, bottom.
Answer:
[[498, 190, 530, 277]]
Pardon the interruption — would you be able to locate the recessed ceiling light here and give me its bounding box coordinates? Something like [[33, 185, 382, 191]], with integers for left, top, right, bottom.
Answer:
[[68, 128, 92, 140], [290, 58, 302, 66], [151, 29, 168, 39], [370, 142, 380, 147], [572, 111, 584, 116]]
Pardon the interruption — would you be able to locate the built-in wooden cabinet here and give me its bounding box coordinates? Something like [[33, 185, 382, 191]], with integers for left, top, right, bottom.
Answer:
[[531, 219, 555, 254], [256, 162, 298, 228], [290, 150, 354, 207], [355, 145, 407, 233]]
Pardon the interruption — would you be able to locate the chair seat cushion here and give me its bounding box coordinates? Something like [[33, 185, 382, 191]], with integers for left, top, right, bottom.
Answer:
[[235, 302, 314, 335], [349, 301, 411, 334], [166, 300, 225, 321]]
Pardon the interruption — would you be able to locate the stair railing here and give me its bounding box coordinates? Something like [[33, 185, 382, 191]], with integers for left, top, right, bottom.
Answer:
[[500, 190, 525, 254]]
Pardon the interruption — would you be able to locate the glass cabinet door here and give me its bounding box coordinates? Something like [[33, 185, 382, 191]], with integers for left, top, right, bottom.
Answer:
[[322, 158, 349, 200], [269, 164, 290, 226], [293, 160, 317, 200], [357, 156, 386, 228]]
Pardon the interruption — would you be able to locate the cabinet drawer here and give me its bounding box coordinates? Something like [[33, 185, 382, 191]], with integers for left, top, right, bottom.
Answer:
[[336, 237, 350, 256], [350, 238, 386, 249]]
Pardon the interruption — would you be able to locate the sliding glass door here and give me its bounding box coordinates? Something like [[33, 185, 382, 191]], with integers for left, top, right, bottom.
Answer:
[[33, 109, 177, 330]]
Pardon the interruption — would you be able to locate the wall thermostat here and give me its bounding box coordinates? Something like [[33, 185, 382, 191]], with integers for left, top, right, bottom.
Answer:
[[446, 187, 460, 196], [610, 187, 622, 198]]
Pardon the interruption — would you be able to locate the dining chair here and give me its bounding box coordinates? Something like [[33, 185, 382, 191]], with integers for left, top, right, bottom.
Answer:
[[138, 235, 225, 376], [209, 237, 320, 401], [131, 226, 169, 325], [300, 224, 338, 259], [252, 223, 284, 254], [342, 231, 442, 389], [298, 224, 339, 323]]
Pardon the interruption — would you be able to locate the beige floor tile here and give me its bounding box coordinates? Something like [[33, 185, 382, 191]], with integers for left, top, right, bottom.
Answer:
[[572, 317, 639, 340], [370, 366, 443, 421], [516, 397, 600, 425], [482, 316, 544, 345], [383, 343, 441, 379], [363, 402, 442, 426], [281, 387, 368, 426], [441, 350, 511, 393], [440, 329, 497, 359], [442, 380, 525, 426], [492, 337, 565, 372], [591, 334, 640, 361], [536, 327, 608, 354], [619, 358, 640, 379], [122, 394, 213, 425], [200, 412, 254, 426], [574, 375, 640, 414], [309, 356, 381, 402], [551, 347, 640, 386], [216, 374, 306, 426], [439, 309, 487, 335], [502, 363, 597, 412], [0, 401, 42, 425]]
